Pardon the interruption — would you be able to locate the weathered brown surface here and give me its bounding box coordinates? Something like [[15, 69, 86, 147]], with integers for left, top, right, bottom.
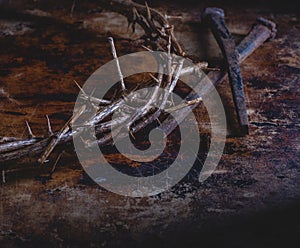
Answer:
[[0, 1, 299, 247]]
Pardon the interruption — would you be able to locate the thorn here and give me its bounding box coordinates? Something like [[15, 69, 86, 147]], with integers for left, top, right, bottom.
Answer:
[[156, 118, 162, 126], [164, 15, 183, 20], [70, 0, 76, 18], [25, 121, 35, 139], [39, 105, 85, 165], [155, 27, 165, 37], [74, 80, 87, 96], [46, 115, 53, 136], [129, 129, 136, 140], [49, 151, 65, 177], [145, 1, 151, 20], [108, 37, 126, 91], [206, 67, 220, 71], [141, 45, 153, 52], [133, 7, 140, 19], [89, 88, 96, 99], [87, 88, 99, 109], [149, 73, 160, 83]]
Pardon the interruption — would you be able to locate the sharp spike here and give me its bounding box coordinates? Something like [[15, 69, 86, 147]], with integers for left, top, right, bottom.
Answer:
[[89, 88, 96, 99], [46, 115, 53, 136], [133, 7, 141, 19], [108, 37, 126, 91], [141, 45, 153, 52], [145, 1, 151, 20], [149, 73, 160, 83], [74, 80, 87, 96], [50, 150, 65, 176], [25, 121, 35, 139], [87, 88, 98, 109], [129, 129, 136, 140]]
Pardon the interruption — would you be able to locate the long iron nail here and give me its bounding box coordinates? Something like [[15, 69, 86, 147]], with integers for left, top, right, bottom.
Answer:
[[203, 7, 249, 135]]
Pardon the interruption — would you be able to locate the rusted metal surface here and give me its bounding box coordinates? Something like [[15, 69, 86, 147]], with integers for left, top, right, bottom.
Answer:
[[203, 7, 249, 135], [237, 17, 277, 61], [0, 1, 299, 247]]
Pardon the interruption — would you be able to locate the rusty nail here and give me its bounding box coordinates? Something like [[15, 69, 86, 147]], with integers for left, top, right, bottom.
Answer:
[[203, 7, 249, 135]]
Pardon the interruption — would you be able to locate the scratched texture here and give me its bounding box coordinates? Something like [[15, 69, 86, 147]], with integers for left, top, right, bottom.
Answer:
[[0, 1, 299, 247]]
